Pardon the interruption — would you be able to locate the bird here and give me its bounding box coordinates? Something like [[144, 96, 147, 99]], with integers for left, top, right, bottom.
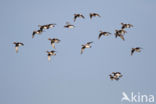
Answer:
[[38, 25, 48, 31], [109, 72, 123, 81], [32, 29, 43, 38], [64, 22, 75, 28], [48, 38, 61, 49], [131, 47, 142, 56], [121, 23, 133, 29], [81, 41, 93, 54], [46, 50, 56, 61], [112, 72, 123, 78], [115, 32, 125, 41], [74, 14, 85, 22], [89, 13, 101, 19], [38, 24, 56, 31], [13, 42, 24, 53], [115, 29, 127, 35], [98, 31, 111, 39]]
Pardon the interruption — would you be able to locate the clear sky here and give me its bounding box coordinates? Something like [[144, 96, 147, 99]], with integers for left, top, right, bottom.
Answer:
[[0, 0, 156, 104]]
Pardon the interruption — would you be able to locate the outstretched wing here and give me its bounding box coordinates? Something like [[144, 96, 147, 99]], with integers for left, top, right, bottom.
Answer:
[[81, 47, 85, 54], [98, 33, 103, 39], [119, 35, 125, 41], [15, 46, 18, 53], [51, 43, 55, 49], [131, 49, 135, 56], [48, 55, 51, 61]]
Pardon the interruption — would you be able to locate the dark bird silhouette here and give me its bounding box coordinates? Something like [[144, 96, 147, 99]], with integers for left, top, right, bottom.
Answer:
[[48, 38, 61, 49], [46, 50, 56, 61], [81, 41, 93, 54], [89, 13, 101, 19], [13, 42, 24, 53], [121, 23, 133, 29], [74, 14, 85, 22], [64, 22, 75, 28], [32, 30, 43, 38], [131, 47, 142, 56], [98, 31, 111, 39]]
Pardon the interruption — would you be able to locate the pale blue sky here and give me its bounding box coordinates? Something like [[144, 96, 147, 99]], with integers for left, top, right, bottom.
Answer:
[[0, 0, 156, 104]]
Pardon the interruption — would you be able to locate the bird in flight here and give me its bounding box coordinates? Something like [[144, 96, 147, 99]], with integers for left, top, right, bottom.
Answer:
[[89, 13, 101, 19], [121, 23, 133, 30], [32, 29, 43, 38], [98, 31, 111, 39], [74, 14, 85, 22], [81, 41, 93, 54], [48, 38, 61, 49], [13, 42, 24, 53], [131, 47, 142, 56], [64, 22, 75, 28], [109, 72, 123, 81], [46, 50, 56, 61]]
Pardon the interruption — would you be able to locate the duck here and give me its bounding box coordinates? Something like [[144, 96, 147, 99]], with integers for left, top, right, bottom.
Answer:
[[112, 72, 123, 78], [115, 29, 127, 35], [74, 14, 85, 22], [64, 22, 75, 28], [38, 25, 48, 31], [13, 42, 24, 53], [32, 29, 43, 38], [48, 38, 61, 49], [131, 47, 142, 55], [98, 31, 111, 39], [121, 23, 133, 29], [81, 41, 93, 54], [46, 50, 56, 61], [114, 32, 125, 41], [89, 13, 101, 19]]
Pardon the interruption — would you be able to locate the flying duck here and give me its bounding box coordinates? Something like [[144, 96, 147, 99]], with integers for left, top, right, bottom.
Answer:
[[89, 13, 101, 19], [131, 47, 142, 56], [81, 41, 93, 54], [32, 29, 43, 38], [64, 22, 75, 28], [74, 14, 85, 22], [121, 23, 133, 29], [115, 32, 125, 41], [48, 38, 61, 49], [46, 50, 56, 61], [13, 42, 24, 53], [115, 29, 127, 35], [98, 31, 111, 39], [38, 25, 48, 31], [112, 72, 123, 78]]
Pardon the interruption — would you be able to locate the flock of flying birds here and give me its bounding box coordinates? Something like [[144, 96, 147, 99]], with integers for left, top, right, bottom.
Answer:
[[13, 13, 143, 81]]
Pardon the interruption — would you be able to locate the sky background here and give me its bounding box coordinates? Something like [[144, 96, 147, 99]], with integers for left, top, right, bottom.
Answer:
[[0, 0, 156, 104]]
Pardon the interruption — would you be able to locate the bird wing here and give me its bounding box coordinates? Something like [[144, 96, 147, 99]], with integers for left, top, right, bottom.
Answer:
[[81, 47, 85, 54], [15, 46, 18, 53], [98, 33, 103, 39], [87, 41, 93, 45], [131, 49, 135, 56], [48, 55, 51, 61], [119, 35, 125, 41], [51, 43, 55, 49]]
